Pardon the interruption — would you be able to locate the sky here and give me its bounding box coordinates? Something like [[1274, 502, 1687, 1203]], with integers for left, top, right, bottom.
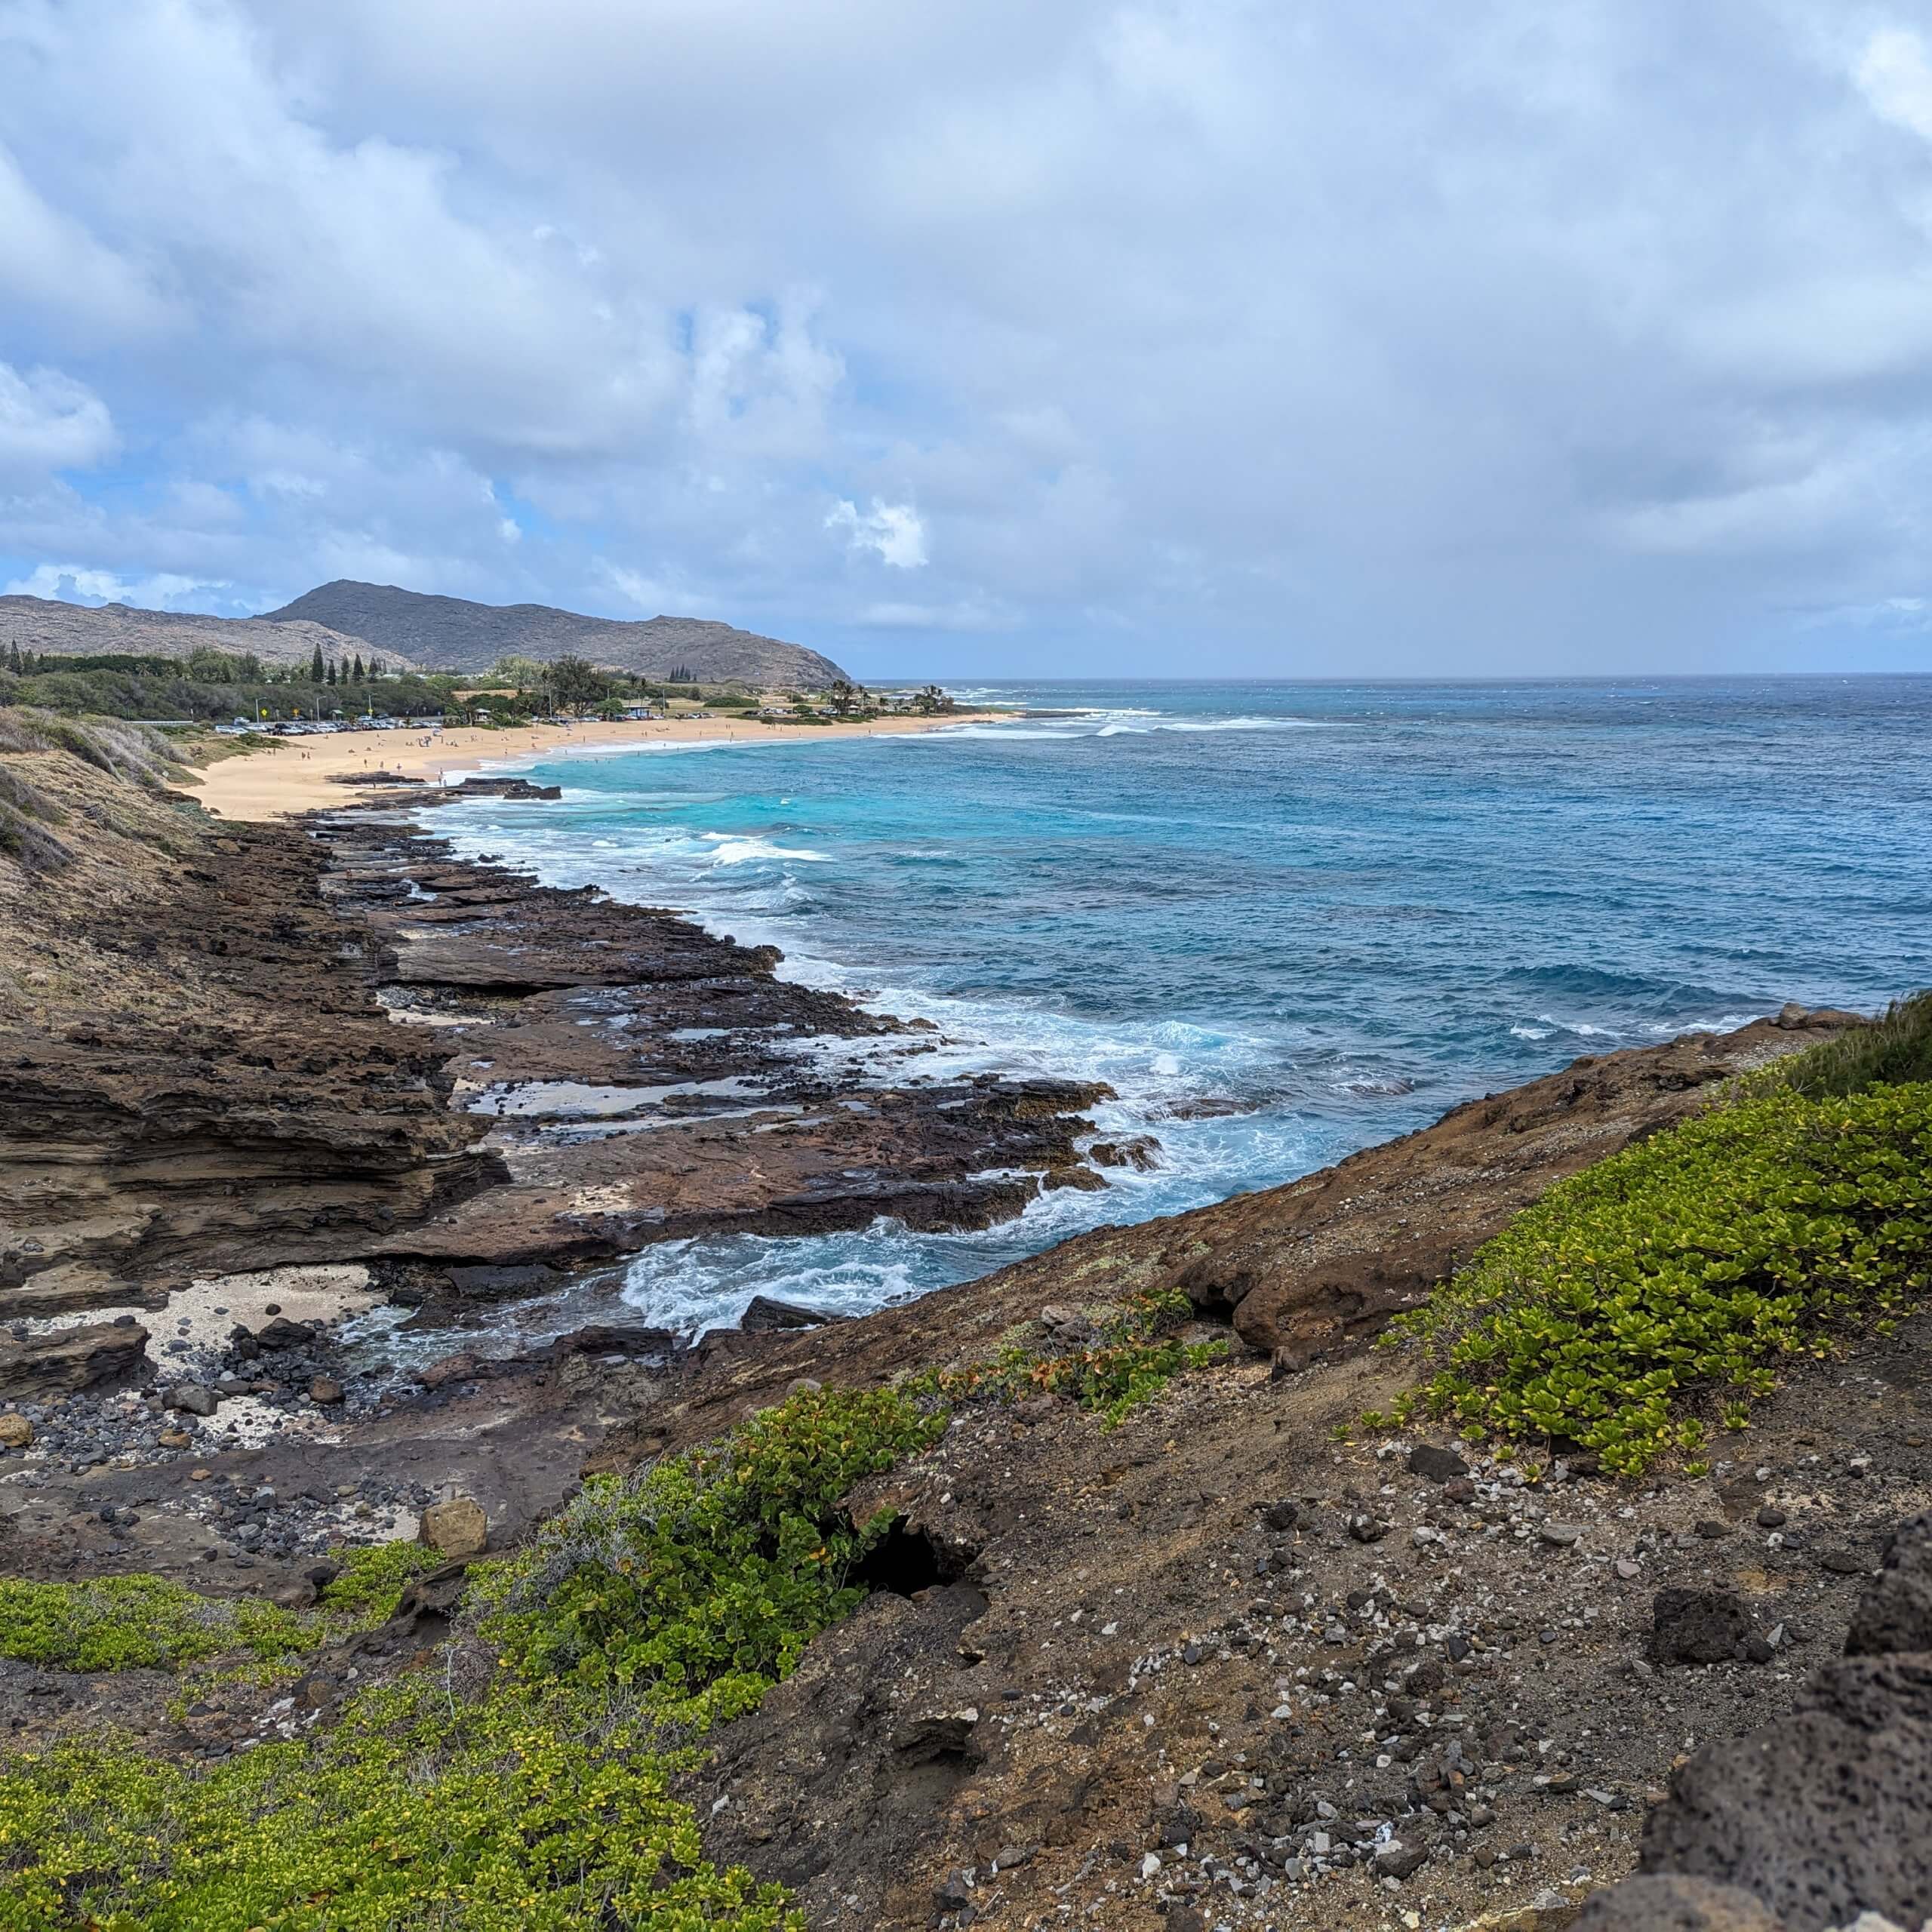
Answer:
[[6, 2, 1932, 677]]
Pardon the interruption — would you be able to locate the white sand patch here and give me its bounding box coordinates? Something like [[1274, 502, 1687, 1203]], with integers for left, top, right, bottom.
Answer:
[[197, 1394, 339, 1450], [29, 1263, 379, 1355], [164, 1265, 378, 1358]]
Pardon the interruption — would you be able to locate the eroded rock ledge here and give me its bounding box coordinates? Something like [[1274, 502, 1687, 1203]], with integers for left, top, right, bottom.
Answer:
[[1, 750, 1109, 1351]]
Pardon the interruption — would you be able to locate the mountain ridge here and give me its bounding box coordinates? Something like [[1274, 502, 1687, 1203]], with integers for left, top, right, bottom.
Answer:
[[0, 595, 406, 672], [261, 580, 851, 685]]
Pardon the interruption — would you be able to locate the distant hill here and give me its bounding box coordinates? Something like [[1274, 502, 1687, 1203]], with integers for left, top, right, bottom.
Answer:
[[260, 580, 851, 686], [0, 595, 407, 671]]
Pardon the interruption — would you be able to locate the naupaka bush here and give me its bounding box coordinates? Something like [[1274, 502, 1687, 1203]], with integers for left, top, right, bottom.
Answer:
[[1386, 1081, 1932, 1473], [0, 1385, 942, 1928]]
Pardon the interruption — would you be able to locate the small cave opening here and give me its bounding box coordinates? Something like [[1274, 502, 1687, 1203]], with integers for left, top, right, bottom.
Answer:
[[850, 1515, 977, 1598]]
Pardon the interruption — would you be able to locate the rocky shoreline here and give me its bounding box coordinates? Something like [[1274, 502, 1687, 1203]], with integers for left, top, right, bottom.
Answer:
[[2, 731, 1927, 1930], [1, 743, 1114, 1597]]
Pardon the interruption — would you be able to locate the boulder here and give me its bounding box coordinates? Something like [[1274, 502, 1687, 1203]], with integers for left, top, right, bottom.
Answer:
[[1372, 1841, 1429, 1880], [1844, 1514, 1932, 1660], [1638, 1652, 1932, 1930], [1088, 1136, 1161, 1171], [1574, 1875, 1788, 1931], [741, 1294, 837, 1332], [531, 1324, 672, 1361], [253, 1316, 315, 1350], [439, 1263, 560, 1302], [418, 1497, 488, 1558], [0, 1413, 32, 1447], [1407, 1443, 1469, 1484], [163, 1383, 219, 1417], [1650, 1587, 1755, 1666], [309, 1377, 345, 1404], [0, 1321, 149, 1398]]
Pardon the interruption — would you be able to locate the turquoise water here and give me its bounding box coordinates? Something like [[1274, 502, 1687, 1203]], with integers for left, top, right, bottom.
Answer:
[[434, 677, 1932, 1331]]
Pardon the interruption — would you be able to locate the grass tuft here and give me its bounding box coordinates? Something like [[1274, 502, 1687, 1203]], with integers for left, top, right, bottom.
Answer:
[[1760, 989, 1932, 1099]]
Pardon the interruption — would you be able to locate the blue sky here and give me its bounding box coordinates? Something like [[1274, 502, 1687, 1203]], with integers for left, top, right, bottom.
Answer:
[[6, 1, 1932, 677]]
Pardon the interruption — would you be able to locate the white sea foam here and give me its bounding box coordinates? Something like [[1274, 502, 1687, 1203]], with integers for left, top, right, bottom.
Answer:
[[428, 749, 1345, 1334], [701, 834, 830, 865], [934, 724, 1093, 740], [1094, 714, 1329, 736]]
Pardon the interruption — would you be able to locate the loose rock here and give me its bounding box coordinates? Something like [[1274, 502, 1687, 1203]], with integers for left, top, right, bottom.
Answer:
[[418, 1497, 489, 1558]]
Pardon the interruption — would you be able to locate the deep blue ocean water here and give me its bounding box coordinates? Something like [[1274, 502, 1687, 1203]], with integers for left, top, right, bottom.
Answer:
[[432, 677, 1932, 1332]]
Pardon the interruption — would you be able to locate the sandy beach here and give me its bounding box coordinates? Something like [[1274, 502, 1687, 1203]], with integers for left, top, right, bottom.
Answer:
[[188, 709, 1000, 820]]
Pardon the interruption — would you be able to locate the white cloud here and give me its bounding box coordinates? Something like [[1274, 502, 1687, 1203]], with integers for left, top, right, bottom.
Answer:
[[1855, 27, 1932, 142], [2, 1, 1931, 667], [4, 562, 229, 609], [827, 498, 928, 569], [857, 598, 1012, 629], [0, 363, 116, 485]]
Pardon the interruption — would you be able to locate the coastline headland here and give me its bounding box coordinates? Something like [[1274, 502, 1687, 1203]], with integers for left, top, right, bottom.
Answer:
[[1, 713, 1926, 1930]]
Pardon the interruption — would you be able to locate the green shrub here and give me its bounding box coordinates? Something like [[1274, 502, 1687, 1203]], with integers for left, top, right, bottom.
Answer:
[[316, 1540, 440, 1625], [932, 1284, 1229, 1426], [478, 1385, 945, 1723], [0, 1577, 317, 1672], [0, 1675, 801, 1931], [1387, 1082, 1932, 1473], [0, 1385, 950, 1926], [1761, 989, 1932, 1098]]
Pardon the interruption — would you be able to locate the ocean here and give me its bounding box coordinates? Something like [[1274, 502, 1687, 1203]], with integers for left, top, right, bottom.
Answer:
[[432, 676, 1932, 1334]]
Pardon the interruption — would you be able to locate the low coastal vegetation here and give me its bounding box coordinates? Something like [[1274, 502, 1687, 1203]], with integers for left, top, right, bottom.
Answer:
[[0, 710, 194, 870], [0, 1545, 445, 1675], [1385, 995, 1932, 1473], [0, 1576, 315, 1674], [0, 1388, 940, 1929], [924, 1283, 1232, 1426], [475, 1385, 946, 1727]]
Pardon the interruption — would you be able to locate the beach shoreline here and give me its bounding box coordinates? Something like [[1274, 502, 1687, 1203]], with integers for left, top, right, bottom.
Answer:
[[186, 708, 1004, 820]]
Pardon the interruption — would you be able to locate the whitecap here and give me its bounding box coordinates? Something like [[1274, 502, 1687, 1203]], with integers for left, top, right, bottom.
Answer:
[[701, 834, 831, 865]]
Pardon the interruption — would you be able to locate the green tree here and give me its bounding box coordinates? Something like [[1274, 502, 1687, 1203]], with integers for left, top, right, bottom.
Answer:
[[491, 653, 547, 694], [309, 644, 325, 683], [351, 653, 365, 682], [325, 658, 337, 687], [5, 641, 20, 674], [549, 654, 607, 716]]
